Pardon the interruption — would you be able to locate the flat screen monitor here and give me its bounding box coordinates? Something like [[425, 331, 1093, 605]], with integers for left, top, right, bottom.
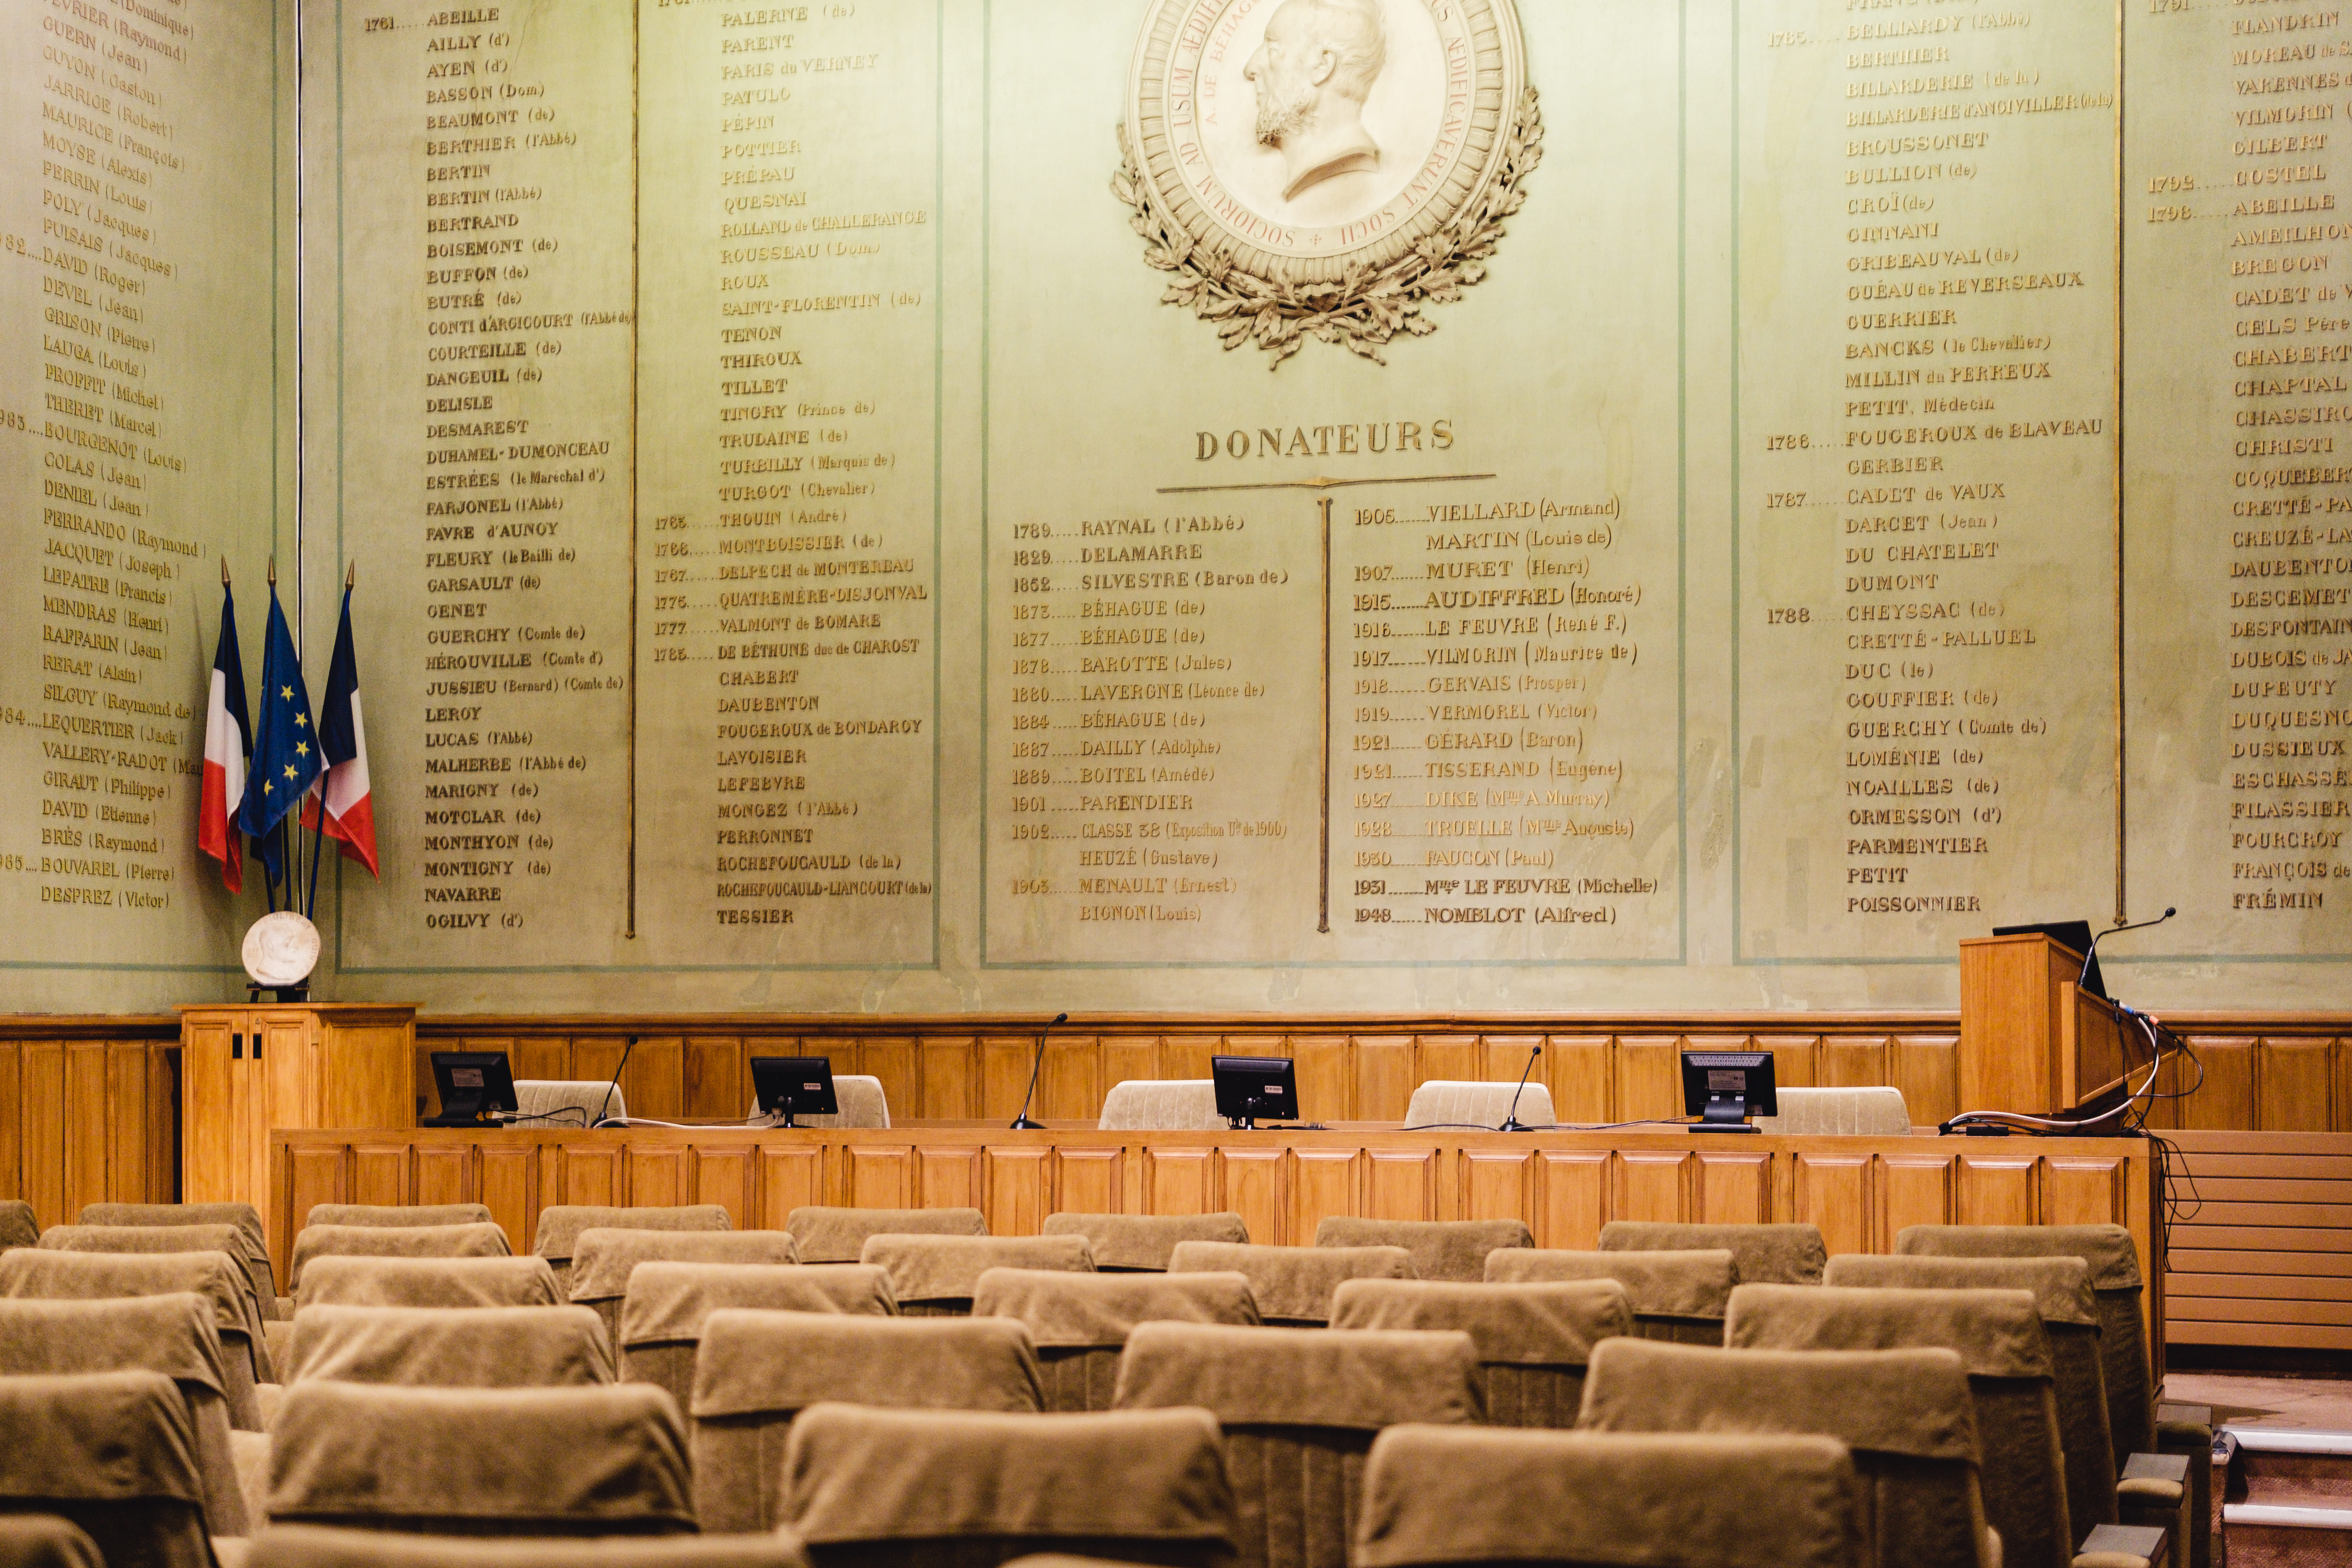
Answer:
[[427, 1050, 518, 1127], [1212, 1055, 1299, 1128], [1991, 919, 2105, 998], [750, 1055, 839, 1126], [1681, 1050, 1776, 1133]]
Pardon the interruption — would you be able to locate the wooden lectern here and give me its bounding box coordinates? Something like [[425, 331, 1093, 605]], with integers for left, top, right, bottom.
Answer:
[[1958, 933, 2147, 1116], [178, 1004, 416, 1228]]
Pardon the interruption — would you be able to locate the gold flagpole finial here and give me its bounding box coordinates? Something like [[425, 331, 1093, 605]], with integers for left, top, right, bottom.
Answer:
[[345, 561, 357, 589], [267, 555, 277, 587], [220, 557, 231, 586]]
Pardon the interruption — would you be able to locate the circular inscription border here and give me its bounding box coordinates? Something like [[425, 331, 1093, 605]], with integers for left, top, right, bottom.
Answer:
[[1118, 0, 1538, 365]]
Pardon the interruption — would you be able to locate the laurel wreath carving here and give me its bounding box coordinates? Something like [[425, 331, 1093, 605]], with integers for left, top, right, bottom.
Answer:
[[1114, 87, 1543, 368]]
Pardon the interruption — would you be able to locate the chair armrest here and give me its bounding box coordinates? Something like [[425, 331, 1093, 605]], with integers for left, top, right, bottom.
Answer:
[[2118, 1450, 2190, 1507], [2072, 1523, 2170, 1568]]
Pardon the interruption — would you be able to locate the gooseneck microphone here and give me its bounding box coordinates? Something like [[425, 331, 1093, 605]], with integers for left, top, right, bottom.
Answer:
[[1499, 1043, 1544, 1132], [1009, 1012, 1067, 1130], [593, 1035, 636, 1128], [2081, 907, 2176, 991]]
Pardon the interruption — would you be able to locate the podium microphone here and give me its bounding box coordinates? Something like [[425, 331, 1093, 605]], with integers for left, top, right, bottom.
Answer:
[[1009, 1012, 1067, 1130], [1499, 1044, 1544, 1132], [2082, 907, 2175, 991]]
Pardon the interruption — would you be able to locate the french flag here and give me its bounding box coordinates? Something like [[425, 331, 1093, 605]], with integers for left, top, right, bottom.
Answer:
[[303, 577, 379, 877], [198, 575, 250, 893]]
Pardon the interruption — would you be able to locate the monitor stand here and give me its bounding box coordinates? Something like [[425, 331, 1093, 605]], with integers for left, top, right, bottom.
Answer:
[[423, 1089, 490, 1129], [1689, 1095, 1760, 1134]]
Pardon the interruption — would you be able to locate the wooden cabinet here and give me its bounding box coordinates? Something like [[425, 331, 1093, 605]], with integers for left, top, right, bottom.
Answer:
[[1959, 933, 2139, 1116], [178, 1004, 415, 1236]]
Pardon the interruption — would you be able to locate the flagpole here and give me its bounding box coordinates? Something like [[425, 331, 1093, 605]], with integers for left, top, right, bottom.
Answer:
[[306, 565, 356, 920]]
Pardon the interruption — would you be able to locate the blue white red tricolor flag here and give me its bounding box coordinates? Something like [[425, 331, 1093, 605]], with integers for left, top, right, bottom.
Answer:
[[302, 581, 378, 877], [197, 576, 250, 893]]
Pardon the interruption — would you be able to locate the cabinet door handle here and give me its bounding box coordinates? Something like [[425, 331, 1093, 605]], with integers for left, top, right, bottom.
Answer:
[[252, 1033, 262, 1060], [231, 1034, 242, 1060]]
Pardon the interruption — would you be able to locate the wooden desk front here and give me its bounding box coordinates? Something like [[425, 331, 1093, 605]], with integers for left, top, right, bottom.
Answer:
[[268, 1121, 2161, 1360]]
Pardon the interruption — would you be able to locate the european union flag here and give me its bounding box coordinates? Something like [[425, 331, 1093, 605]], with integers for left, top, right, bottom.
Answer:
[[235, 583, 320, 890]]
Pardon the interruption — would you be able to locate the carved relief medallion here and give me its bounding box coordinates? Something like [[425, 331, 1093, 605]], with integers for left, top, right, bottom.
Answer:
[[1119, 0, 1538, 364]]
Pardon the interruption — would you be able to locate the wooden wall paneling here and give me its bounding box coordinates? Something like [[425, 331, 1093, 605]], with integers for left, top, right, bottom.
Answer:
[[1158, 1036, 1219, 1084], [754, 1146, 824, 1226], [282, 1145, 348, 1272], [1536, 1150, 1609, 1248], [1877, 1151, 1958, 1248], [620, 1037, 686, 1121], [2258, 1038, 2336, 1132], [1694, 1150, 1774, 1227], [351, 1142, 412, 1207], [2043, 1155, 2127, 1229], [1053, 1147, 1121, 1217], [985, 1148, 1050, 1234], [845, 1145, 914, 1209], [1459, 1148, 1534, 1225], [414, 1144, 471, 1208], [1365, 1148, 1437, 1222], [1289, 1035, 1353, 1123], [1759, 1035, 1820, 1090], [626, 1144, 692, 1208], [684, 1037, 747, 1120], [692, 1146, 755, 1228], [1037, 1036, 1100, 1123], [2338, 1040, 2352, 1134], [20, 1042, 65, 1230], [1098, 1036, 1159, 1102], [567, 1038, 625, 1105], [1416, 1034, 1482, 1086], [1354, 1036, 1417, 1122], [1292, 1148, 1363, 1239], [1614, 1037, 1682, 1123], [917, 1146, 984, 1211], [1478, 1035, 1545, 1097], [858, 1039, 919, 1125], [1891, 1035, 1960, 1127], [559, 1143, 623, 1208], [1144, 1148, 1214, 1217], [979, 1037, 1035, 1123], [1218, 1147, 1288, 1244], [919, 1037, 980, 1121], [148, 1043, 178, 1204], [1613, 1148, 1691, 1223], [1790, 1152, 1874, 1256], [0, 1044, 19, 1202], [62, 1041, 107, 1220], [478, 1144, 533, 1251], [2179, 1038, 2256, 1130], [1547, 1036, 1611, 1124], [1955, 1153, 2039, 1227], [1820, 1035, 1891, 1088], [104, 1043, 147, 1204]]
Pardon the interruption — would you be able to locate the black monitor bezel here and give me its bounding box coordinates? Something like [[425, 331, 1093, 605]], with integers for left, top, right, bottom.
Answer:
[[1211, 1054, 1300, 1125], [429, 1050, 519, 1124], [750, 1055, 840, 1120], [1679, 1049, 1778, 1122]]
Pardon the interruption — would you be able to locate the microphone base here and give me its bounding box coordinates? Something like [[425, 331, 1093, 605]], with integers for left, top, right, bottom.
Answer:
[[1497, 1120, 1536, 1133], [1007, 1115, 1046, 1130]]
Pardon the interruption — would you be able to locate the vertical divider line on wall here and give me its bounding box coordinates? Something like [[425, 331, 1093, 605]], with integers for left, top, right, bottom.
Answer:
[[626, 0, 643, 940], [1319, 496, 1332, 934], [2112, 0, 2128, 927]]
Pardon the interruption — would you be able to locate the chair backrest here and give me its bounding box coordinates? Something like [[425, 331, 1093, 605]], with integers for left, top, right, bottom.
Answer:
[[688, 1311, 1044, 1533], [0, 1296, 253, 1536], [531, 1207, 731, 1297], [1312, 1217, 1533, 1283], [1401, 1081, 1558, 1132], [38, 1221, 279, 1333], [1828, 1252, 2116, 1542], [781, 1404, 1234, 1568], [1579, 1336, 1994, 1568], [1039, 1212, 1249, 1271], [514, 1081, 626, 1127], [1330, 1277, 1630, 1429], [785, 1207, 985, 1265], [1165, 1242, 1412, 1326], [1356, 1426, 1868, 1568], [1, 1245, 274, 1393], [290, 1223, 513, 1293], [1096, 1081, 1224, 1132], [267, 1381, 694, 1536], [859, 1234, 1094, 1315], [303, 1205, 495, 1230], [0, 1370, 216, 1568], [971, 1267, 1260, 1412], [78, 1205, 278, 1302], [245, 1525, 809, 1568], [0, 1201, 36, 1252], [1601, 1222, 1828, 1286], [295, 1255, 563, 1312], [0, 1516, 103, 1568], [285, 1305, 614, 1390], [1115, 1323, 1483, 1568], [1727, 1282, 2072, 1568], [1894, 1222, 2154, 1461], [744, 1075, 892, 1130], [1485, 1247, 1735, 1344], [616, 1263, 897, 1416], [1754, 1087, 1912, 1137], [568, 1229, 799, 1344]]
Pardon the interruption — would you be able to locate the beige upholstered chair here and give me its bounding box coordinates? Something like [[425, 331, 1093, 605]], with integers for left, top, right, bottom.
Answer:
[[247, 1526, 810, 1568], [688, 1311, 1044, 1533], [1729, 1282, 2075, 1568], [289, 1223, 513, 1296], [0, 1372, 221, 1568], [1331, 1277, 1629, 1429], [513, 1080, 626, 1127], [568, 1229, 798, 1345], [0, 1515, 102, 1568], [266, 1382, 695, 1536], [1356, 1426, 1870, 1568], [971, 1266, 1260, 1412], [303, 1205, 495, 1230], [38, 1220, 280, 1335], [1113, 1323, 1483, 1568], [1165, 1242, 1412, 1327], [1580, 1336, 1996, 1568], [0, 1202, 37, 1253], [1401, 1080, 1558, 1132], [2, 1246, 275, 1399], [1487, 1247, 1736, 1345], [80, 1204, 280, 1307], [1754, 1087, 1912, 1136], [779, 1404, 1236, 1568], [744, 1075, 892, 1130], [295, 1256, 564, 1312], [0, 1297, 255, 1535], [1039, 1213, 1248, 1272], [1601, 1221, 1828, 1286], [1313, 1217, 1532, 1283], [617, 1262, 896, 1416], [1096, 1081, 1225, 1132], [531, 1207, 731, 1298], [282, 1305, 614, 1390], [859, 1234, 1093, 1316], [785, 1207, 985, 1265]]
